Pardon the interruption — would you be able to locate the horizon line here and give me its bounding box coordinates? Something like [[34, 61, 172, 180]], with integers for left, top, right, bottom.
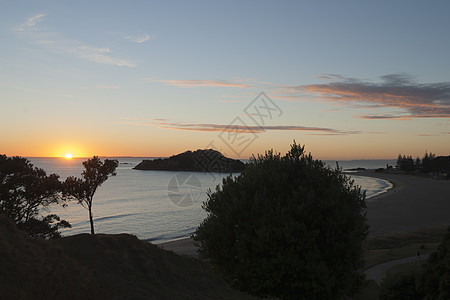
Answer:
[[18, 155, 399, 161]]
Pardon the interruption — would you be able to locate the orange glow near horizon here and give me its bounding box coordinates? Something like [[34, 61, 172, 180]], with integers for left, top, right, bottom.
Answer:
[[45, 142, 95, 158], [3, 134, 449, 160]]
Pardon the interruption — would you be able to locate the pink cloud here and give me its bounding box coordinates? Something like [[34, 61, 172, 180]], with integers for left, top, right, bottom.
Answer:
[[299, 74, 450, 119], [118, 119, 361, 135]]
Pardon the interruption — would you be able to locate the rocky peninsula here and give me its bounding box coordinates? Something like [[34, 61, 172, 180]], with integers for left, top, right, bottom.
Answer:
[[134, 149, 246, 173]]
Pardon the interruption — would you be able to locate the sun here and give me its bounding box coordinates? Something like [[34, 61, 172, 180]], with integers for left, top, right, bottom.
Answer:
[[65, 153, 73, 159]]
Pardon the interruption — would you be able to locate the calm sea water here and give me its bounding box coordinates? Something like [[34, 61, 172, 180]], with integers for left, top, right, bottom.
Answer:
[[29, 157, 393, 243]]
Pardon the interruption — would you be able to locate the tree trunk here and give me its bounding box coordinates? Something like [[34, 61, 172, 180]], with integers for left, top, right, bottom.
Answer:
[[88, 202, 95, 234]]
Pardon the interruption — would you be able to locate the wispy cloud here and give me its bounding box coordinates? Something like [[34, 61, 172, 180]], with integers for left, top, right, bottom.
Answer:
[[97, 84, 120, 89], [124, 34, 152, 43], [142, 77, 277, 89], [143, 78, 250, 88], [67, 46, 136, 67], [299, 74, 450, 119], [315, 74, 345, 80], [17, 13, 46, 31], [17, 14, 136, 67], [219, 99, 244, 103], [117, 119, 361, 135], [118, 117, 141, 121]]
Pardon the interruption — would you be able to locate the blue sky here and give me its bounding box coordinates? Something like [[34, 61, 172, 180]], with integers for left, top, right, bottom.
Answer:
[[1, 0, 450, 159]]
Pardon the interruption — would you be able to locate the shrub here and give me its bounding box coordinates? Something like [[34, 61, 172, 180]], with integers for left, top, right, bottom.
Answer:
[[379, 271, 422, 300], [193, 142, 368, 299], [417, 226, 450, 299]]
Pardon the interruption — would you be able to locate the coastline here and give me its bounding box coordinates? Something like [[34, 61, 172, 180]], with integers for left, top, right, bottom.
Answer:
[[160, 170, 450, 256], [352, 170, 398, 201]]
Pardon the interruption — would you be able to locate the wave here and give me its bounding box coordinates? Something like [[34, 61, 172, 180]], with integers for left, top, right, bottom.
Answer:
[[145, 226, 197, 243], [94, 213, 141, 222]]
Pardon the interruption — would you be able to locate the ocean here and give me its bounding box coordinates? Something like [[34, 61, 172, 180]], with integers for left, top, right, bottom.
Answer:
[[29, 157, 394, 243]]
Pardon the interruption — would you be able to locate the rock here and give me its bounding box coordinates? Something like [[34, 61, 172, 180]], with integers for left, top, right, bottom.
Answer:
[[134, 149, 246, 173]]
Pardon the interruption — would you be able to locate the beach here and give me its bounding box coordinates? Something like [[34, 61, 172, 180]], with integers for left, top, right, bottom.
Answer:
[[161, 170, 450, 256], [357, 170, 450, 236]]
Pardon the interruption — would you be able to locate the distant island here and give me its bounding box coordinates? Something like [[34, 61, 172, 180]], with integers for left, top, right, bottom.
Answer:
[[134, 149, 246, 173]]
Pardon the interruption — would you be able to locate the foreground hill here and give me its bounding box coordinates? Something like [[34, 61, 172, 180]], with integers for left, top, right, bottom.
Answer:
[[134, 149, 246, 172], [0, 215, 253, 299]]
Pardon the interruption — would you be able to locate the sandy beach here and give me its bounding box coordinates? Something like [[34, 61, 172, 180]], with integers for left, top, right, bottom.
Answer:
[[160, 171, 450, 256], [357, 170, 450, 236]]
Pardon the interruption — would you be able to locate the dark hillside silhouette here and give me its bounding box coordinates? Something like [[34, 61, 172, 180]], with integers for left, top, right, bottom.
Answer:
[[0, 215, 254, 299], [134, 149, 246, 172]]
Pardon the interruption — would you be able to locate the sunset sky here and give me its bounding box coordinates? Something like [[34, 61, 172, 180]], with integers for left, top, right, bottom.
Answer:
[[1, 1, 450, 159]]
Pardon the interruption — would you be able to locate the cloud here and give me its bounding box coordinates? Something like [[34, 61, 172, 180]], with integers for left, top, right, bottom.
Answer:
[[66, 46, 136, 67], [17, 15, 136, 67], [219, 99, 244, 103], [315, 74, 345, 80], [97, 85, 120, 89], [143, 78, 250, 88], [299, 74, 450, 119], [124, 34, 152, 43], [143, 77, 278, 88], [119, 117, 140, 120], [17, 13, 46, 31], [118, 119, 360, 135]]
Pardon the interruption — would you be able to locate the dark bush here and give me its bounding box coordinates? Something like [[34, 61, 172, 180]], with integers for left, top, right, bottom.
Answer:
[[193, 142, 368, 299], [379, 272, 422, 300], [417, 226, 450, 299]]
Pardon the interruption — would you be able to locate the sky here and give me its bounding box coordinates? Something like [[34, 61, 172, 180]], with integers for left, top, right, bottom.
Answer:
[[1, 0, 450, 160]]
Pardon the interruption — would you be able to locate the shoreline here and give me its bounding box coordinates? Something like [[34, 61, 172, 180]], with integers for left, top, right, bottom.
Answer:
[[160, 170, 450, 256], [352, 170, 398, 201]]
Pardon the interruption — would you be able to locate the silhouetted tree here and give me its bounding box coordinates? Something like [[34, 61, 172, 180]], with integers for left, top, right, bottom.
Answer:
[[397, 154, 422, 172], [64, 156, 118, 234], [422, 151, 436, 173], [404, 155, 415, 171], [396, 154, 403, 170], [193, 142, 368, 299], [0, 154, 70, 238], [415, 157, 421, 169]]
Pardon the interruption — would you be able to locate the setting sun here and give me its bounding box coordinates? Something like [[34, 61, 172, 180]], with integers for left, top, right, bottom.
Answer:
[[65, 153, 73, 159]]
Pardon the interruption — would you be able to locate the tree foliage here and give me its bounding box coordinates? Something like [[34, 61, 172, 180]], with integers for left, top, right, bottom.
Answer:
[[63, 156, 118, 234], [0, 154, 70, 238], [396, 154, 416, 172], [193, 142, 368, 299], [396, 151, 450, 176]]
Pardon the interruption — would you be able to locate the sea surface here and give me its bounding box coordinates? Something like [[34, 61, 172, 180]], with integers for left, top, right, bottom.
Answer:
[[29, 157, 394, 243]]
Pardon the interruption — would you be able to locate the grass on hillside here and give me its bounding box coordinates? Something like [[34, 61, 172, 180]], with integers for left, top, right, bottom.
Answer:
[[364, 227, 447, 269], [356, 227, 447, 299]]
